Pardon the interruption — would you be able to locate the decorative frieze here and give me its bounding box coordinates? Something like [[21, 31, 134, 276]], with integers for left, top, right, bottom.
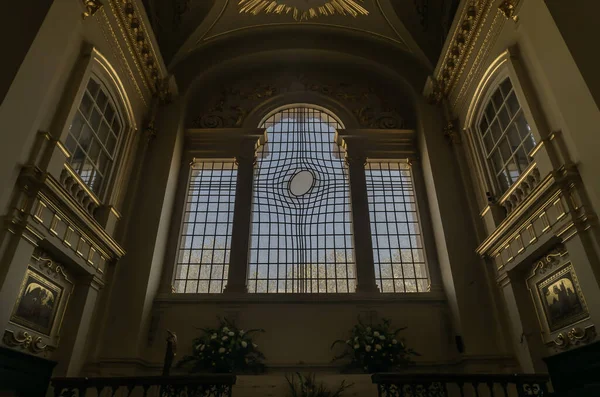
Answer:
[[432, 0, 489, 103], [107, 0, 165, 95]]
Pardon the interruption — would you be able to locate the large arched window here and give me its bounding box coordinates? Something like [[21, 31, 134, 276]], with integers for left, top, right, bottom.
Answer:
[[171, 103, 431, 295], [63, 74, 126, 197], [248, 105, 355, 293], [476, 76, 536, 193]]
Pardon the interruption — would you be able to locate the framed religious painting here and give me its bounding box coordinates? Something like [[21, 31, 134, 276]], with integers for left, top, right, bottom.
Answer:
[[535, 263, 588, 332], [3, 250, 73, 354], [527, 247, 594, 349]]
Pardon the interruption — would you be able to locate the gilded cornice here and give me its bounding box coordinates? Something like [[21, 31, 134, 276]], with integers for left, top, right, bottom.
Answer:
[[99, 8, 148, 106], [107, 0, 166, 96], [432, 0, 524, 105]]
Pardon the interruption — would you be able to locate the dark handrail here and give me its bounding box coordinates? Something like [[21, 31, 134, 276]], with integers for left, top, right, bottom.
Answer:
[[50, 374, 236, 397], [372, 373, 552, 396]]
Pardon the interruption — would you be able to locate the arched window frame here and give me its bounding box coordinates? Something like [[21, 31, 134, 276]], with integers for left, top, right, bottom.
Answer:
[[466, 49, 546, 207], [54, 46, 137, 208], [164, 100, 439, 297]]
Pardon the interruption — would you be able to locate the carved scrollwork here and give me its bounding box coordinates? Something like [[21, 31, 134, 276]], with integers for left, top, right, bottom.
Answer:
[[191, 75, 407, 129], [549, 325, 596, 350], [531, 244, 567, 275], [3, 330, 50, 354], [194, 115, 224, 129]]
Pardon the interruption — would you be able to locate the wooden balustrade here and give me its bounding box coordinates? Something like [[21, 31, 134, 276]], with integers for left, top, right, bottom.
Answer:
[[372, 373, 551, 397], [50, 374, 236, 397]]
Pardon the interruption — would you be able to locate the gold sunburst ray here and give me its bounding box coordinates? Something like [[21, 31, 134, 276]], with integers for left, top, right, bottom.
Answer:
[[238, 0, 368, 21]]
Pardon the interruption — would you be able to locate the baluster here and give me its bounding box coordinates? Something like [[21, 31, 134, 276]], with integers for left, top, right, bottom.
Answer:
[[486, 381, 495, 397], [500, 382, 509, 397], [457, 382, 466, 397], [471, 382, 480, 397], [142, 384, 151, 397], [126, 385, 135, 397], [538, 381, 549, 396]]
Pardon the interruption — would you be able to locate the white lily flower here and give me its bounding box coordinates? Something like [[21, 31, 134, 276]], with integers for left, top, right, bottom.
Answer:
[[200, 345, 205, 351], [365, 345, 372, 352], [253, 343, 258, 348], [228, 331, 235, 337], [241, 341, 248, 348], [222, 336, 228, 341], [223, 327, 230, 332], [379, 335, 386, 340], [375, 344, 382, 350], [392, 339, 398, 345], [218, 347, 225, 353], [239, 330, 245, 336], [354, 344, 360, 349], [211, 334, 217, 340], [373, 331, 380, 337]]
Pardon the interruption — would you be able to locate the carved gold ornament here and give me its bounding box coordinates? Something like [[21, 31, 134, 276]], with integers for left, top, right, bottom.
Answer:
[[3, 330, 49, 354], [238, 0, 369, 21], [498, 0, 519, 22], [82, 0, 104, 18]]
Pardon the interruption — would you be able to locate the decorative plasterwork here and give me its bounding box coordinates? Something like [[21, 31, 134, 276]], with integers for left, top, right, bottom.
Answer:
[[498, 0, 519, 22], [431, 0, 487, 103], [549, 325, 596, 350], [107, 0, 166, 95], [443, 119, 461, 144], [82, 0, 104, 18], [3, 330, 49, 354], [191, 74, 408, 129], [238, 0, 369, 21]]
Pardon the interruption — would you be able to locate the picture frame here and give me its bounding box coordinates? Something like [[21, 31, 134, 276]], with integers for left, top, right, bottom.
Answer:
[[4, 250, 73, 354], [535, 264, 588, 332], [527, 252, 590, 346], [11, 268, 63, 336]]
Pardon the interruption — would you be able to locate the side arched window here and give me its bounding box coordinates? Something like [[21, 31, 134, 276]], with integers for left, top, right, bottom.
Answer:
[[475, 76, 536, 193], [63, 75, 126, 197]]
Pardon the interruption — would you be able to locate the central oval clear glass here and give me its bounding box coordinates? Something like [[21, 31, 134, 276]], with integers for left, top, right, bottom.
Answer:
[[289, 170, 314, 196]]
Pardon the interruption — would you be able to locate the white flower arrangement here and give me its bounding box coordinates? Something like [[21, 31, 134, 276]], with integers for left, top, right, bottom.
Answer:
[[178, 318, 265, 373], [332, 317, 418, 373]]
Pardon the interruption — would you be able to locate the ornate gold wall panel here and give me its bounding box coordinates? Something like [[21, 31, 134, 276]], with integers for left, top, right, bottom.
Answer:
[[3, 250, 74, 355]]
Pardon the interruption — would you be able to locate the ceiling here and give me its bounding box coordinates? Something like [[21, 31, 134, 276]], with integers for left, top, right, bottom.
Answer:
[[142, 0, 459, 71]]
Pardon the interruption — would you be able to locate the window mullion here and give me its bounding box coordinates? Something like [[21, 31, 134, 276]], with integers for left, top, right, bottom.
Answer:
[[346, 154, 379, 294], [223, 145, 257, 294]]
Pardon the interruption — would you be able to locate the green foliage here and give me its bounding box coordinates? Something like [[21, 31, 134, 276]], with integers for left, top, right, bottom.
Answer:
[[177, 318, 265, 374], [285, 373, 353, 397], [331, 317, 419, 373]]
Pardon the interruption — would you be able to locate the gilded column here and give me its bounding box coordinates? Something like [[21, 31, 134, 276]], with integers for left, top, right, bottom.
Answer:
[[346, 154, 379, 294], [224, 143, 256, 294]]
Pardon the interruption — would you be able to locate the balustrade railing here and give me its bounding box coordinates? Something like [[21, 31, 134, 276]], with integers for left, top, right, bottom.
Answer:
[[372, 373, 551, 397], [50, 374, 236, 397]]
